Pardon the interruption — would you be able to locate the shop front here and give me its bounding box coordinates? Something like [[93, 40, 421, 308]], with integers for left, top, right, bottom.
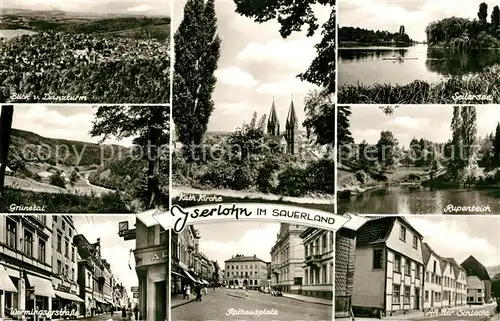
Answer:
[[52, 288, 84, 315], [25, 273, 55, 313], [0, 265, 19, 319], [171, 261, 188, 295], [135, 248, 167, 321]]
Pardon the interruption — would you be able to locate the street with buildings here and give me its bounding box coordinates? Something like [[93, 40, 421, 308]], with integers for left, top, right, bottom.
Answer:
[[171, 222, 338, 321], [336, 216, 500, 321], [0, 215, 133, 320]]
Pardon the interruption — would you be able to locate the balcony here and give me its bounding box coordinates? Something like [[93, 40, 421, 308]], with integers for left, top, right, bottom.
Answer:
[[305, 254, 322, 268]]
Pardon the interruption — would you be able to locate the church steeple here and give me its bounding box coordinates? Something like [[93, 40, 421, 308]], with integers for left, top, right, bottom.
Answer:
[[285, 97, 299, 154], [267, 98, 280, 135]]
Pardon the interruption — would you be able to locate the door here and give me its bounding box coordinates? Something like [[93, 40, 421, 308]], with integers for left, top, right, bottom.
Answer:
[[415, 289, 420, 310], [155, 281, 166, 321]]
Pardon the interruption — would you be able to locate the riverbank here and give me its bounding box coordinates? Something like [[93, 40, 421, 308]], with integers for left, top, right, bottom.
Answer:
[[338, 65, 500, 104]]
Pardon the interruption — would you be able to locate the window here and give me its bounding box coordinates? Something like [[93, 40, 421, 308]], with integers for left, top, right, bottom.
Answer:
[[478, 289, 482, 293], [24, 229, 33, 257], [148, 226, 155, 246], [38, 239, 46, 263], [400, 226, 406, 242], [404, 286, 411, 303], [413, 235, 418, 249], [53, 215, 58, 222], [393, 284, 401, 304], [425, 290, 429, 302], [6, 218, 17, 249], [62, 220, 66, 231], [322, 234, 327, 251], [416, 265, 420, 279], [65, 264, 69, 277], [255, 265, 257, 268], [479, 297, 483, 302], [322, 265, 327, 283], [72, 247, 75, 262], [160, 227, 167, 245], [394, 255, 401, 273], [426, 272, 429, 282], [65, 239, 69, 258], [69, 228, 72, 238], [433, 261, 436, 273], [245, 265, 248, 269], [404, 258, 411, 275], [71, 268, 75, 281], [373, 249, 383, 269], [57, 233, 62, 252], [57, 260, 62, 274]]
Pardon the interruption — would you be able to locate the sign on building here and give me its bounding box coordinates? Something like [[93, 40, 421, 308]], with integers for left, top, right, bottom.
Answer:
[[130, 286, 139, 293]]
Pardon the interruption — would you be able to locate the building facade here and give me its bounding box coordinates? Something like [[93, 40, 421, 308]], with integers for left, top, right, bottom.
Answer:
[[133, 216, 168, 321], [171, 225, 201, 294], [270, 223, 306, 294], [422, 243, 443, 310], [300, 228, 334, 299], [224, 255, 268, 290], [0, 215, 55, 319], [76, 254, 94, 316], [466, 276, 484, 304], [51, 215, 83, 312], [461, 255, 492, 303], [352, 217, 424, 318], [447, 258, 467, 306], [441, 258, 456, 307]]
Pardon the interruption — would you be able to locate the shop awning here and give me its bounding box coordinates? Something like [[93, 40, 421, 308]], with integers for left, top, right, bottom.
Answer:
[[54, 290, 84, 303], [202, 280, 209, 285], [105, 299, 113, 305], [27, 275, 55, 298], [182, 270, 197, 283], [136, 209, 161, 227], [94, 298, 107, 304], [0, 269, 17, 293], [171, 271, 184, 278]]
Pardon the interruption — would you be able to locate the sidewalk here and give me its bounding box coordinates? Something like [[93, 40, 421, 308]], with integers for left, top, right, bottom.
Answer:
[[171, 293, 196, 309], [52, 312, 112, 321], [281, 293, 333, 306], [355, 303, 496, 321]]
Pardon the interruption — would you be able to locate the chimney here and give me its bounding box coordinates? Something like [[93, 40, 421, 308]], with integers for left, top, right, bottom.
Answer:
[[254, 254, 256, 258], [96, 238, 101, 243]]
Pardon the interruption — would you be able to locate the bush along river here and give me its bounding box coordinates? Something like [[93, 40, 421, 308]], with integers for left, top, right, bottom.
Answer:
[[338, 184, 500, 215]]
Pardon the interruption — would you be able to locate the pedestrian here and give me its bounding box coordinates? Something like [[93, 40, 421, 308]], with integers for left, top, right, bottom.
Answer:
[[196, 285, 202, 301], [121, 307, 127, 321], [186, 284, 191, 299], [111, 306, 114, 317], [133, 306, 139, 320], [183, 285, 187, 299], [246, 288, 249, 297]]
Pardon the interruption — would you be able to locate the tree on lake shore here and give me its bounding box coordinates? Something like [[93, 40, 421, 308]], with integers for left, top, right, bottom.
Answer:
[[234, 0, 336, 94], [174, 0, 221, 157]]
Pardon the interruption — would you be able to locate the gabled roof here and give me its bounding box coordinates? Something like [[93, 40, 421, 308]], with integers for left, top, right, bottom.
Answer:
[[356, 216, 422, 247], [461, 255, 491, 281], [445, 257, 465, 279], [422, 243, 433, 266], [440, 257, 449, 273]]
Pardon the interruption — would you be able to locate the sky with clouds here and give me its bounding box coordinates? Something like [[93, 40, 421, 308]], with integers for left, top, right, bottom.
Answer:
[[73, 214, 138, 294], [193, 222, 281, 268], [339, 0, 500, 42], [1, 0, 168, 16], [172, 1, 331, 132], [348, 105, 500, 148], [12, 105, 146, 147], [405, 216, 500, 267]]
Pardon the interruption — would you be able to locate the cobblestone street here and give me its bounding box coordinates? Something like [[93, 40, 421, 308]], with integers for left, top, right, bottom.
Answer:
[[172, 289, 332, 321]]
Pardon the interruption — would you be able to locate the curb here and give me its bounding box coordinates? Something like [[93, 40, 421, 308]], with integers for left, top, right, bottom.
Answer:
[[282, 295, 332, 307], [172, 298, 196, 309], [226, 293, 246, 299]]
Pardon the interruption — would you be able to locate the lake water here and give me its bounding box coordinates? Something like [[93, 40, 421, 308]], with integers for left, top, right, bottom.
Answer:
[[0, 29, 37, 39], [338, 44, 500, 86], [338, 185, 500, 214]]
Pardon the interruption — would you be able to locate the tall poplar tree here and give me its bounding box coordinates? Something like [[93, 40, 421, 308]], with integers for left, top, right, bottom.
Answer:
[[0, 105, 14, 189], [494, 123, 500, 165], [174, 0, 221, 156]]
